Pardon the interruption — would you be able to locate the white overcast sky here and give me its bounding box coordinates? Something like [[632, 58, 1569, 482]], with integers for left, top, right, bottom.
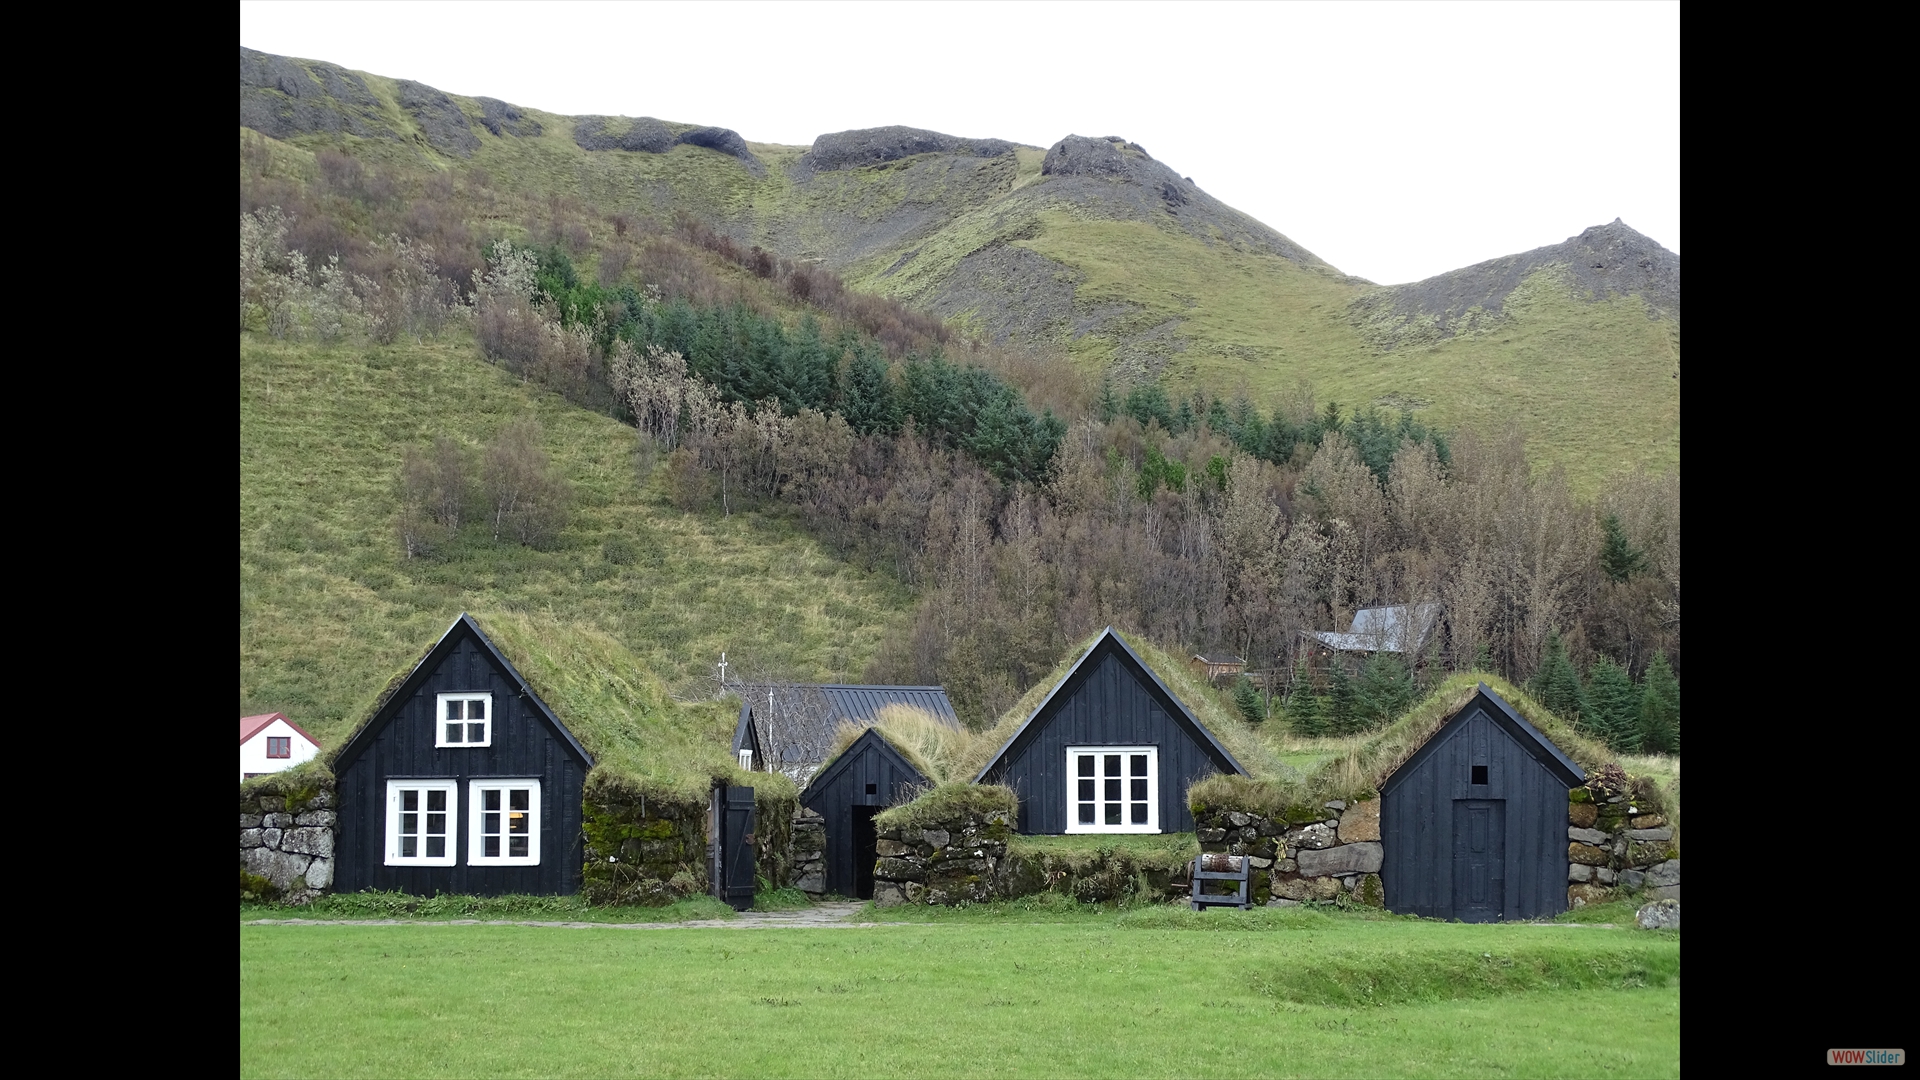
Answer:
[[240, 1, 1677, 286]]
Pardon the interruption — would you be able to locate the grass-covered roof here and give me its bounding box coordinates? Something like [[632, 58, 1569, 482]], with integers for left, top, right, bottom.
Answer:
[[313, 610, 786, 806]]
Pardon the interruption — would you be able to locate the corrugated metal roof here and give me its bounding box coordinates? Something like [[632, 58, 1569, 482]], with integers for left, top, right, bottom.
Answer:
[[1309, 603, 1441, 655], [733, 684, 959, 767], [1192, 653, 1245, 666]]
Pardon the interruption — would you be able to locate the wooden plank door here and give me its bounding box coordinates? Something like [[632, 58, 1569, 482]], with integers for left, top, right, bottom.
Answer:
[[1451, 799, 1505, 923]]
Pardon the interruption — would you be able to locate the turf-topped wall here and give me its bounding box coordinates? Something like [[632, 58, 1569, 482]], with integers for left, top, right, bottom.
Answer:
[[868, 784, 1199, 905], [1566, 782, 1678, 905], [241, 767, 338, 902], [582, 774, 800, 905]]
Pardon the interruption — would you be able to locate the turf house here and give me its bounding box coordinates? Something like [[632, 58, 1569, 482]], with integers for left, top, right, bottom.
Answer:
[[974, 627, 1247, 835], [331, 614, 595, 897], [1377, 683, 1585, 922], [734, 684, 962, 900]]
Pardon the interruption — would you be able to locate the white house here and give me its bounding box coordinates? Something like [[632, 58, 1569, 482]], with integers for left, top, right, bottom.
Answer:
[[241, 712, 322, 781]]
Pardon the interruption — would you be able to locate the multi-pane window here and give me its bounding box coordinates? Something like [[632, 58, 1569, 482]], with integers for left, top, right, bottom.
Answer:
[[1065, 747, 1158, 833], [266, 736, 291, 758], [469, 780, 541, 865], [386, 780, 458, 865], [435, 693, 493, 748]]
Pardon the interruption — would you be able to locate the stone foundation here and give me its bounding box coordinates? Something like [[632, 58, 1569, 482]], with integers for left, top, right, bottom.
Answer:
[[240, 784, 336, 903], [789, 807, 827, 897]]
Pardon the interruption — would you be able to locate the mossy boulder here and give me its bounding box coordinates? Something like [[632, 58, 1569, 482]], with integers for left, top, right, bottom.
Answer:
[[1569, 801, 1599, 829], [1353, 872, 1385, 908]]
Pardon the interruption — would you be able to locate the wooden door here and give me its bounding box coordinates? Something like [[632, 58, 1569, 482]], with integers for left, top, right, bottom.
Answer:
[[1451, 799, 1505, 922]]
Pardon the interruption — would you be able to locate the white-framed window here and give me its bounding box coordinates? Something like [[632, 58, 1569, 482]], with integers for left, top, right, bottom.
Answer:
[[386, 780, 458, 865], [738, 749, 754, 771], [1065, 747, 1159, 833], [468, 780, 541, 865], [436, 692, 493, 748]]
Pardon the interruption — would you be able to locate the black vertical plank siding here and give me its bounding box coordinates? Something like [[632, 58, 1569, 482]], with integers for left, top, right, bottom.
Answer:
[[336, 630, 591, 897], [988, 645, 1238, 835], [801, 729, 931, 898], [1383, 689, 1578, 921]]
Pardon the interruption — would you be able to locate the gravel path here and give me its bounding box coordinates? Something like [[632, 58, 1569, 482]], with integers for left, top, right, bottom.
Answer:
[[243, 901, 908, 930]]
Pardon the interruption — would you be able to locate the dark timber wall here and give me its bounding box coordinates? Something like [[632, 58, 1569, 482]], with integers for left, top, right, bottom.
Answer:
[[335, 621, 591, 897], [979, 633, 1240, 835], [1380, 689, 1579, 922], [801, 729, 929, 898]]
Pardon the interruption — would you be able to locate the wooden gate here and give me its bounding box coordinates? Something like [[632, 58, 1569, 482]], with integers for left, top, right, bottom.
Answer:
[[710, 785, 757, 911]]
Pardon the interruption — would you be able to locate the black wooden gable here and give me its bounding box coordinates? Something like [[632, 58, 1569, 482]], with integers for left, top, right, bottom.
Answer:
[[331, 613, 593, 897], [975, 628, 1244, 784], [333, 613, 592, 774], [974, 628, 1244, 834], [1380, 684, 1584, 798]]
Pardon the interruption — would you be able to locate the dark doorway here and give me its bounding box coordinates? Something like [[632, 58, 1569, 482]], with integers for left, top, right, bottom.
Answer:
[[1451, 799, 1505, 922], [712, 786, 757, 911], [852, 805, 881, 900]]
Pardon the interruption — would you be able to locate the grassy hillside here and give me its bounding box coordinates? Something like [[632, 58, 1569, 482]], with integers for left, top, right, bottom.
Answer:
[[239, 328, 913, 745], [241, 48, 1679, 489]]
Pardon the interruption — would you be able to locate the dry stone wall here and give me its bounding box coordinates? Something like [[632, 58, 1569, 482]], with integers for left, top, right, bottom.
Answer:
[[1567, 786, 1679, 906], [240, 785, 336, 902], [1195, 799, 1385, 908], [872, 811, 1013, 905]]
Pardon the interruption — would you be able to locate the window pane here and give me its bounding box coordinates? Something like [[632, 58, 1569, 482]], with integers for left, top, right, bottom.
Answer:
[[1131, 777, 1148, 801], [1105, 803, 1121, 825], [428, 791, 446, 812], [427, 812, 445, 836], [509, 811, 528, 835], [484, 812, 500, 837], [1079, 803, 1094, 824], [400, 812, 417, 836], [1078, 756, 1095, 777], [1132, 803, 1148, 824], [469, 722, 485, 743], [510, 789, 529, 812], [401, 836, 417, 858], [509, 835, 528, 858], [469, 699, 484, 720], [485, 790, 501, 812], [1131, 754, 1147, 776], [1078, 778, 1094, 801], [426, 836, 445, 858], [485, 835, 500, 858], [447, 700, 463, 720], [1105, 778, 1121, 802], [1105, 755, 1120, 776], [402, 791, 418, 811], [446, 723, 462, 743]]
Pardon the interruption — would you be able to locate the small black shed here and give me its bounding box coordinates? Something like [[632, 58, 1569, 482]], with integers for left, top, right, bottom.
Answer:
[[801, 728, 933, 899], [333, 614, 594, 897], [1380, 683, 1586, 922], [975, 628, 1245, 835], [734, 684, 959, 899]]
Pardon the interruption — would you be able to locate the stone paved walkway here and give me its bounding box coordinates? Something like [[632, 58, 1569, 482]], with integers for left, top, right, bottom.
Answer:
[[244, 901, 907, 930]]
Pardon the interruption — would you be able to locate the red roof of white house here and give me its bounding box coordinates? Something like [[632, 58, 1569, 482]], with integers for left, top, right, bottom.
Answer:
[[240, 712, 322, 748]]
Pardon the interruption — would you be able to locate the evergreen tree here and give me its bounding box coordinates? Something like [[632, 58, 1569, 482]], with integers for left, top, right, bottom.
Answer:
[[1529, 632, 1591, 730], [1600, 514, 1648, 584], [1285, 662, 1326, 736], [1354, 651, 1415, 730], [1584, 656, 1642, 753], [1096, 378, 1120, 423], [839, 345, 899, 436], [1638, 652, 1681, 754], [1233, 675, 1265, 724], [1326, 664, 1358, 735]]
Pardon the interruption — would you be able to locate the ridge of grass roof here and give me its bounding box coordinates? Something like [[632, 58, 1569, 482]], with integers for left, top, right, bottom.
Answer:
[[326, 610, 788, 805], [1303, 672, 1668, 815]]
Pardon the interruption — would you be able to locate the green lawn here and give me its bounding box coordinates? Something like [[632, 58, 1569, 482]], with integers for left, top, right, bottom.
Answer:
[[240, 910, 1678, 1078]]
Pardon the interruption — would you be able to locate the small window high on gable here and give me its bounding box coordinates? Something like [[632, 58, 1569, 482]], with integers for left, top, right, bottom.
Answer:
[[436, 693, 493, 748]]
